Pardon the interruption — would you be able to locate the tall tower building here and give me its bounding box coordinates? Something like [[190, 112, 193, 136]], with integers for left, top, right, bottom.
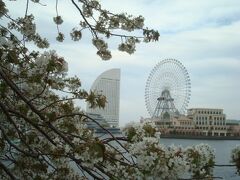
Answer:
[[86, 69, 120, 127]]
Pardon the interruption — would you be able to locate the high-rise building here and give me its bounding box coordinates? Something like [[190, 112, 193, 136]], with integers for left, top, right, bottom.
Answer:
[[86, 69, 120, 127]]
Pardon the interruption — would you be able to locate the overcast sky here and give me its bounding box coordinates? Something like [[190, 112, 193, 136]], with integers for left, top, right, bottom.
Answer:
[[6, 0, 240, 126]]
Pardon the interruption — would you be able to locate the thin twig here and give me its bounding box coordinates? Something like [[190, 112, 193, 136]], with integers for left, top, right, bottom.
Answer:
[[23, 0, 30, 46], [55, 0, 60, 33], [214, 164, 236, 167], [71, 0, 98, 39]]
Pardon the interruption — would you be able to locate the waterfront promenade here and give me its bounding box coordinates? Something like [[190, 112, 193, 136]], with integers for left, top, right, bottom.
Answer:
[[161, 134, 240, 140]]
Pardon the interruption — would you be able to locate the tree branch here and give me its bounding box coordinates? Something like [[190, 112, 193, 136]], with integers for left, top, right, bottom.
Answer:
[[71, 0, 98, 38], [0, 101, 37, 153], [0, 68, 74, 147], [0, 161, 17, 180], [0, 125, 38, 158], [6, 107, 57, 146]]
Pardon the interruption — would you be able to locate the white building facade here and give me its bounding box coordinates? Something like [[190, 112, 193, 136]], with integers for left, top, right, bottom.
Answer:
[[187, 108, 227, 136], [141, 108, 231, 136], [86, 69, 120, 127]]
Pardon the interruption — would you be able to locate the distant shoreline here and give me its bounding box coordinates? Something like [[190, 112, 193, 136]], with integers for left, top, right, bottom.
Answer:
[[160, 134, 240, 140]]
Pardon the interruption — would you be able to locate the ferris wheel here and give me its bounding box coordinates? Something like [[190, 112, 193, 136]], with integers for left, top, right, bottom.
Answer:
[[145, 59, 191, 119]]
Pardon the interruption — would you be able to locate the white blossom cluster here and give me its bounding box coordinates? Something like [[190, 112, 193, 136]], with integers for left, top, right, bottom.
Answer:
[[92, 38, 111, 60], [231, 145, 240, 161], [123, 122, 187, 179], [185, 144, 215, 178], [122, 120, 160, 142], [56, 32, 64, 42], [13, 15, 36, 37], [18, 50, 68, 93], [70, 28, 82, 41], [118, 37, 140, 54], [231, 145, 240, 174], [35, 50, 68, 74], [128, 138, 188, 179], [7, 14, 49, 48], [0, 36, 13, 49], [122, 122, 216, 179], [53, 16, 63, 25]]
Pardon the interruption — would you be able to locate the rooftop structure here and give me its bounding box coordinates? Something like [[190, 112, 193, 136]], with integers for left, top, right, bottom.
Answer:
[[86, 69, 120, 127]]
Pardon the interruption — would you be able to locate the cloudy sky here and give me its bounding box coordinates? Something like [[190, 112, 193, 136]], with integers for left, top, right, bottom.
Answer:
[[6, 0, 240, 126]]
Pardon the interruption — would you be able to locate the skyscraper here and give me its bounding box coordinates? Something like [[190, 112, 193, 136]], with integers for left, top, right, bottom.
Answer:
[[86, 69, 120, 127]]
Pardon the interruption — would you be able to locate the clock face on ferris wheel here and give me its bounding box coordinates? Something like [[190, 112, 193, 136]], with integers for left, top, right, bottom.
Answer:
[[145, 59, 191, 117]]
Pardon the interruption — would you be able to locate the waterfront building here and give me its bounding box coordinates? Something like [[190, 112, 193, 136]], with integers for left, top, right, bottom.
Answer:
[[86, 69, 120, 127], [142, 108, 240, 137], [226, 120, 240, 136], [86, 113, 122, 136], [172, 115, 195, 129], [187, 108, 227, 136]]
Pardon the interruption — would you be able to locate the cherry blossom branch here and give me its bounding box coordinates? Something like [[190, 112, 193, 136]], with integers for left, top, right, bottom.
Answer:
[[79, 0, 159, 36], [28, 83, 48, 103], [71, 0, 98, 39], [56, 113, 136, 165], [70, 157, 103, 180], [0, 125, 38, 158], [102, 137, 128, 143], [0, 102, 37, 152], [40, 97, 77, 112], [0, 161, 16, 180], [6, 107, 57, 146], [0, 67, 75, 147], [56, 113, 128, 152]]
